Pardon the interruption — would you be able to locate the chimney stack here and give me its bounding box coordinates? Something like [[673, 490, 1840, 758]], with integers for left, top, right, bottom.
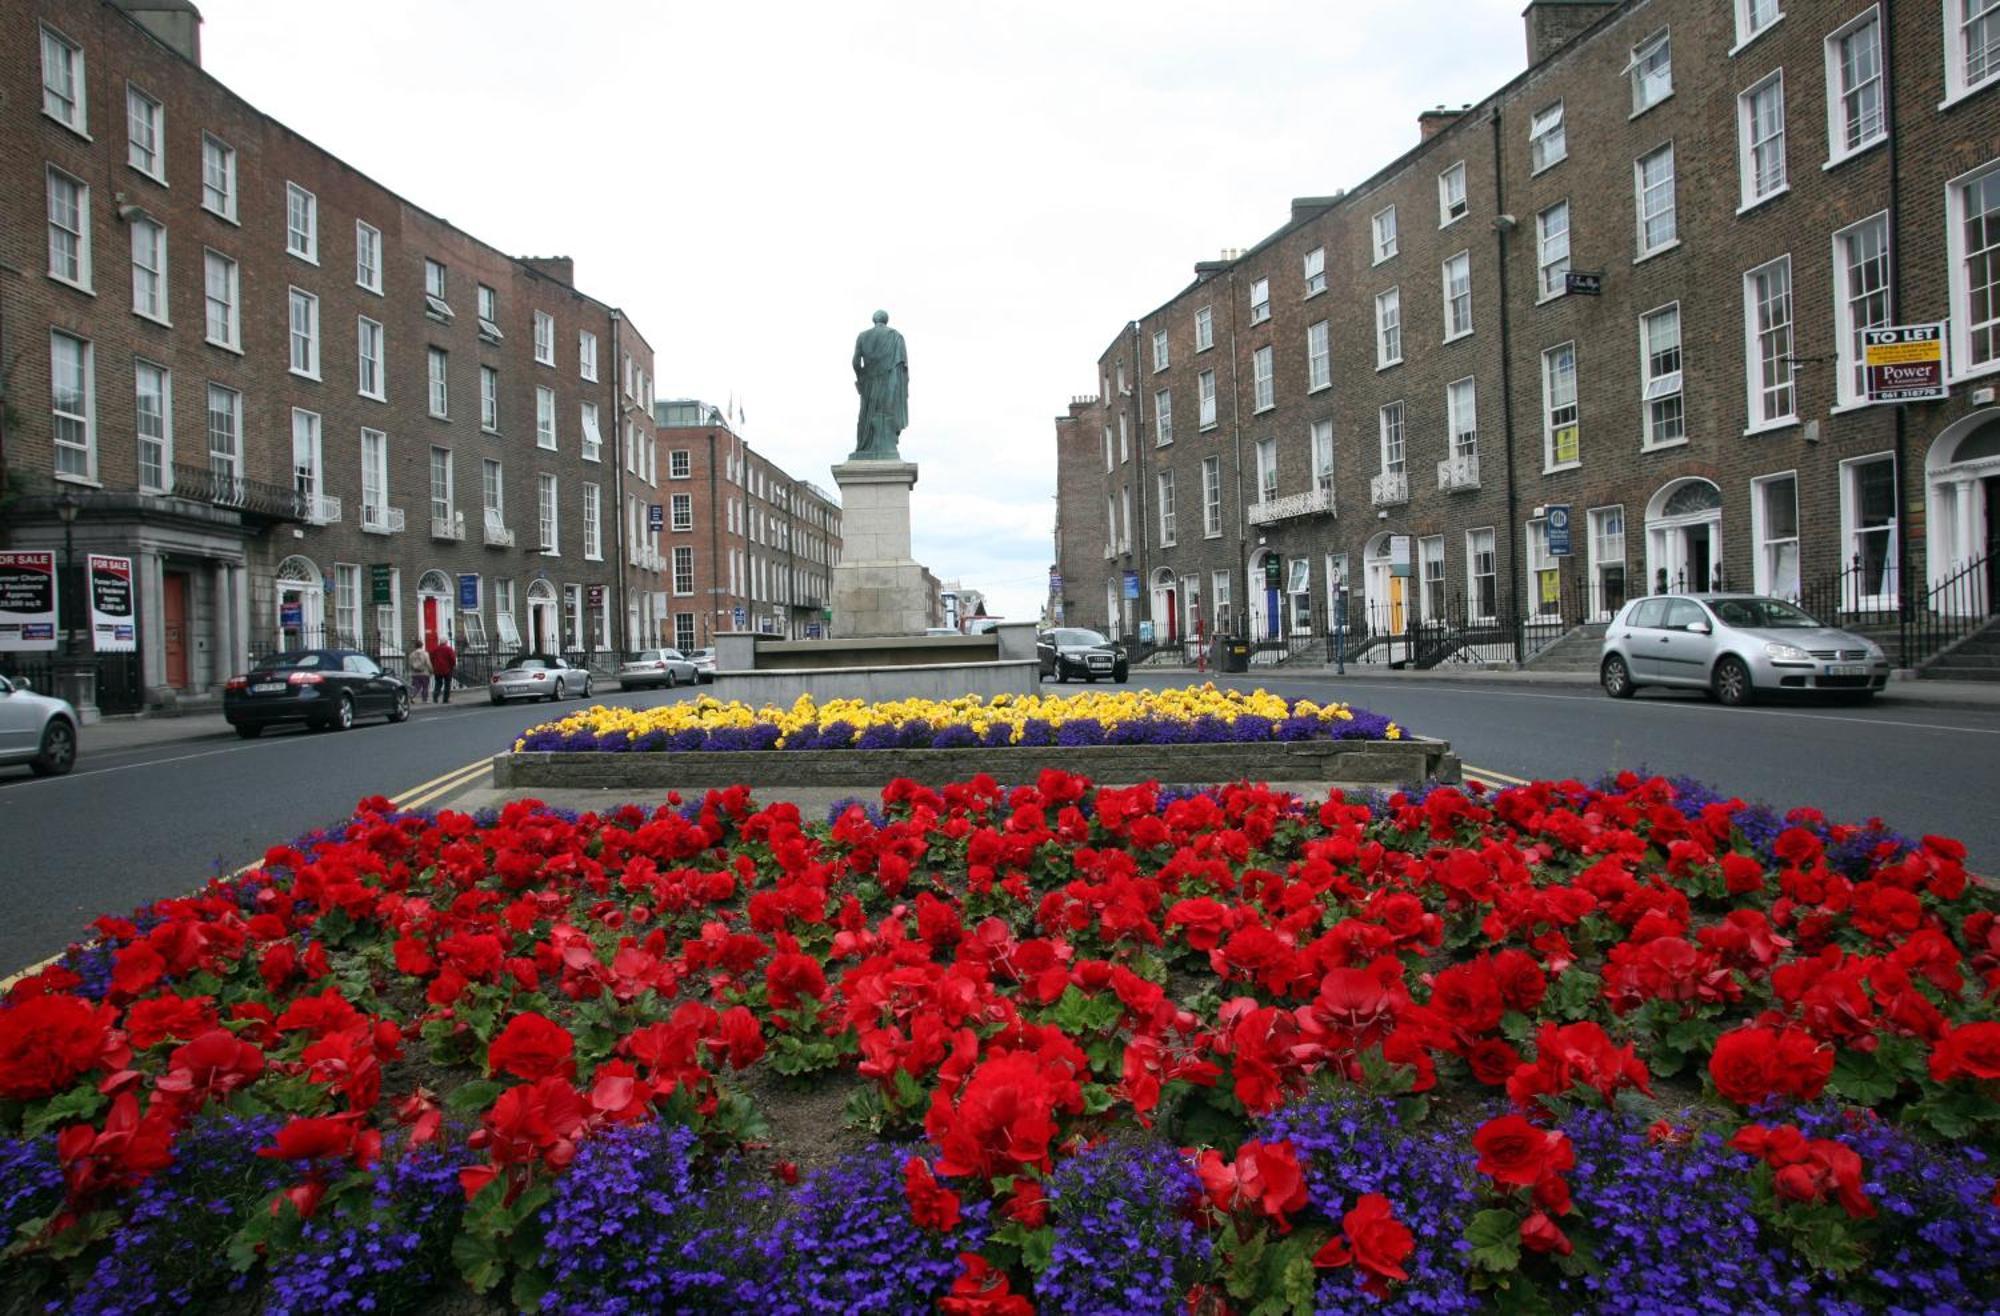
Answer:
[[1521, 0, 1619, 65], [521, 256, 575, 287], [111, 0, 201, 65], [1419, 106, 1468, 142]]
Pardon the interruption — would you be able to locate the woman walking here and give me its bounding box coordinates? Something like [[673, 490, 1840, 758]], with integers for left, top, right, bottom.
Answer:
[[407, 639, 432, 703]]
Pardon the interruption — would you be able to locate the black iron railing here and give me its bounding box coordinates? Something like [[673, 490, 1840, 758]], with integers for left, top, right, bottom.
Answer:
[[1793, 550, 1994, 670], [169, 463, 307, 521]]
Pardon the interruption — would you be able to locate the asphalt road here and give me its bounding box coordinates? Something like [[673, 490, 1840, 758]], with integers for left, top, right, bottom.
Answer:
[[3, 669, 1995, 975]]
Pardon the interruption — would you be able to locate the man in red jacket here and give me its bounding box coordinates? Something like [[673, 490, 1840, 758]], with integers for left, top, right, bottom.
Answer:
[[430, 636, 457, 704]]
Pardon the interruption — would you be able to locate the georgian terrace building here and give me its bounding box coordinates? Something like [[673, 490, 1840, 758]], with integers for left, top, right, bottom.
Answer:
[[2, 0, 665, 712], [1055, 0, 2000, 669]]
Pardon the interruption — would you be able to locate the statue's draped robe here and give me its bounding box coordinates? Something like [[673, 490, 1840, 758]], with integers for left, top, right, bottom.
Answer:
[[852, 326, 909, 457]]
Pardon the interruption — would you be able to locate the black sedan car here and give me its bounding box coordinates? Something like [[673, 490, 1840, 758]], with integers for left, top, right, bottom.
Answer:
[[224, 649, 411, 738], [1037, 627, 1129, 683]]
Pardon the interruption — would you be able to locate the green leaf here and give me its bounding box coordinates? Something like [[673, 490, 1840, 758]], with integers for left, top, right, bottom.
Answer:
[[446, 1079, 507, 1115], [452, 1226, 507, 1294], [1828, 1049, 1901, 1106], [1080, 1083, 1116, 1116], [21, 1086, 106, 1138], [1547, 969, 1603, 1022], [1465, 1208, 1523, 1273], [891, 1067, 927, 1111], [1019, 1225, 1055, 1275]]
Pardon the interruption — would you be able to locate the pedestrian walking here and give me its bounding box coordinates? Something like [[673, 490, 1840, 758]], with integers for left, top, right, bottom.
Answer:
[[407, 640, 432, 703], [432, 637, 457, 704]]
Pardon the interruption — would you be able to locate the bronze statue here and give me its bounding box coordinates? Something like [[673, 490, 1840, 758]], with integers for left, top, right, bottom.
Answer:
[[851, 310, 909, 460]]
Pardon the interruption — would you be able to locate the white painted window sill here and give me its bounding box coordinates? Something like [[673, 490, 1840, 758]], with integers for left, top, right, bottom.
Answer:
[[1823, 136, 1886, 172], [1736, 184, 1790, 217], [1742, 418, 1799, 438], [1635, 240, 1682, 265]]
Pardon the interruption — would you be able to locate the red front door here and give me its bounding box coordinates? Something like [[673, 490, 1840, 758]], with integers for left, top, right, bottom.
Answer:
[[422, 597, 440, 646], [163, 572, 190, 689], [1165, 590, 1178, 643]]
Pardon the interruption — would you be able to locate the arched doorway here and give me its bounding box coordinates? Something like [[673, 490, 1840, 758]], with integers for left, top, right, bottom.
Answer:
[[1362, 533, 1404, 638], [1150, 568, 1178, 644], [274, 555, 322, 650], [417, 570, 455, 647], [1925, 408, 2000, 614], [1645, 478, 1722, 595], [527, 580, 560, 654], [1249, 549, 1281, 639]]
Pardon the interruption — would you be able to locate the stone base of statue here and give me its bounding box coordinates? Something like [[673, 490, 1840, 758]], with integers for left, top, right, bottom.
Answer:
[[829, 459, 930, 639]]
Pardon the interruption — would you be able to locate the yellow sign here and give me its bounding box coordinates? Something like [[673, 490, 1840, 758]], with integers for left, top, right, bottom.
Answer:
[[1862, 324, 1947, 403]]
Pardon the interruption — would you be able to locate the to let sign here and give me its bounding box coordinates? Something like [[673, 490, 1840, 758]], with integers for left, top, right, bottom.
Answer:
[[1864, 325, 1947, 403]]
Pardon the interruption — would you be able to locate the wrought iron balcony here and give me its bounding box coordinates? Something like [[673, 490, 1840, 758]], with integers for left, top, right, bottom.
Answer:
[[432, 511, 466, 541], [303, 493, 342, 525], [483, 511, 515, 547], [1247, 486, 1336, 526], [168, 462, 306, 521], [1437, 452, 1481, 492], [360, 503, 406, 534], [1369, 470, 1409, 508]]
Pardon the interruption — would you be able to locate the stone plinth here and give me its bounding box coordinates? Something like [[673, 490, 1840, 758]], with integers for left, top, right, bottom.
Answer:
[[830, 459, 929, 638]]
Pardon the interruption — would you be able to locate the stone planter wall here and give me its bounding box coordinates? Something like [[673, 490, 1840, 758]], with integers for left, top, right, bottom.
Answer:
[[492, 735, 1458, 791]]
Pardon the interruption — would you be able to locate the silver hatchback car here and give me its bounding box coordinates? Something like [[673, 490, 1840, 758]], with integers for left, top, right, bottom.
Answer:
[[1600, 594, 1890, 705], [0, 674, 79, 776]]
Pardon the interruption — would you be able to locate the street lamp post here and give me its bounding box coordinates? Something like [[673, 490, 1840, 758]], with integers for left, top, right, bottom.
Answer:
[[52, 491, 99, 722]]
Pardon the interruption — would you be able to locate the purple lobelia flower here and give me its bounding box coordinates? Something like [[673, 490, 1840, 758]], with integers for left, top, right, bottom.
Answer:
[[1038, 1137, 1209, 1315]]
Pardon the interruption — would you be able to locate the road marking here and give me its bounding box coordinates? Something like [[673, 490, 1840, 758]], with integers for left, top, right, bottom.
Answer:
[[394, 758, 491, 811], [390, 756, 492, 805], [1461, 764, 1532, 786]]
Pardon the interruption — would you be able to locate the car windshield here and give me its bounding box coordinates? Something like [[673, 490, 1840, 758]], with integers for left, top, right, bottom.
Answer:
[[260, 651, 325, 669], [507, 657, 554, 671], [1061, 630, 1109, 647], [631, 651, 662, 662], [1709, 597, 1822, 630]]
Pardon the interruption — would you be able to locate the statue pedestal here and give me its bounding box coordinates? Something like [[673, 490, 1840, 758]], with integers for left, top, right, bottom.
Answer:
[[829, 459, 930, 638]]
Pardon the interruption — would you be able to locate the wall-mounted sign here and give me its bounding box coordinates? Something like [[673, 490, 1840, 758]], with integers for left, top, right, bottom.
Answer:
[[369, 563, 394, 606], [89, 554, 136, 653], [0, 551, 58, 652], [1390, 534, 1414, 578], [1546, 504, 1573, 557], [457, 573, 479, 609], [648, 503, 665, 531], [1565, 270, 1603, 296], [1122, 570, 1140, 600], [1864, 324, 1948, 403], [587, 584, 606, 609]]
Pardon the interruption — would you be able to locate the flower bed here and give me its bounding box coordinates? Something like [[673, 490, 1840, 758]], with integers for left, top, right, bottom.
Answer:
[[512, 686, 1403, 753], [2, 772, 1997, 1313]]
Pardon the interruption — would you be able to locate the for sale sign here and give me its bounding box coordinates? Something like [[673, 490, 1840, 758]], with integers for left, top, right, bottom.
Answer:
[[1864, 324, 1948, 403], [89, 554, 136, 652], [0, 551, 58, 652]]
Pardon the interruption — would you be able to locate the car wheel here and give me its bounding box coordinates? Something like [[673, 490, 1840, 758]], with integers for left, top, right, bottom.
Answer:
[[1115, 666, 1129, 684], [490, 695, 505, 706], [330, 693, 356, 731], [1713, 656, 1754, 707], [1601, 654, 1636, 699], [29, 718, 77, 776], [546, 679, 561, 702], [665, 670, 677, 689], [234, 722, 263, 739], [579, 675, 591, 699], [388, 691, 411, 723], [1056, 662, 1070, 684]]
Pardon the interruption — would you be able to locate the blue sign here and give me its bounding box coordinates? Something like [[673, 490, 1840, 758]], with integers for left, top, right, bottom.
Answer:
[[732, 606, 747, 629], [1546, 505, 1573, 557], [648, 503, 664, 531], [458, 573, 479, 608], [280, 601, 303, 628], [1122, 570, 1140, 600]]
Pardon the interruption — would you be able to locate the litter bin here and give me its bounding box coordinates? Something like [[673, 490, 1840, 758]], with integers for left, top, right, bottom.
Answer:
[[1215, 636, 1251, 673]]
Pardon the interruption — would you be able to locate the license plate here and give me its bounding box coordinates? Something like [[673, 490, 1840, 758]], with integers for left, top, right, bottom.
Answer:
[[252, 682, 286, 694], [1827, 664, 1866, 677]]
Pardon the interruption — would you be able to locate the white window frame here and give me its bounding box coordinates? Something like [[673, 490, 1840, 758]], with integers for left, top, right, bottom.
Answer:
[[135, 359, 171, 493], [428, 444, 453, 529], [534, 311, 556, 366], [1252, 345, 1275, 412], [536, 386, 558, 449], [130, 215, 168, 324], [1734, 0, 1784, 53], [1442, 253, 1472, 340], [1448, 377, 1478, 461], [1743, 255, 1797, 431], [1154, 388, 1173, 445], [40, 24, 87, 135], [1750, 470, 1802, 598], [538, 474, 559, 555], [1376, 288, 1403, 367], [1303, 246, 1326, 296], [1737, 71, 1789, 211], [672, 546, 695, 596], [1635, 144, 1678, 258], [1945, 157, 2000, 381], [288, 287, 321, 380], [358, 316, 386, 400], [1418, 536, 1446, 622], [1439, 161, 1468, 227], [1832, 211, 1892, 408], [1195, 305, 1214, 352], [1630, 29, 1673, 115], [1249, 277, 1271, 325], [581, 402, 604, 462], [1543, 342, 1580, 471], [428, 347, 450, 418], [671, 492, 693, 531], [1380, 401, 1406, 475], [50, 332, 95, 483], [293, 409, 325, 513], [206, 384, 242, 483], [1529, 101, 1566, 173], [1198, 369, 1218, 429], [355, 220, 382, 294], [1373, 205, 1398, 263], [1587, 506, 1628, 621], [1824, 7, 1887, 167], [126, 84, 165, 181], [1202, 456, 1223, 538], [1152, 327, 1169, 371], [362, 429, 391, 530], [480, 365, 501, 433], [286, 183, 318, 263], [482, 457, 504, 521], [1157, 470, 1177, 546], [202, 133, 238, 222], [1640, 302, 1686, 451], [1307, 320, 1331, 391], [1466, 527, 1498, 622], [579, 330, 599, 381], [1311, 419, 1334, 494], [46, 166, 91, 292], [669, 448, 691, 479], [203, 249, 240, 351], [1840, 452, 1900, 607], [1943, 0, 2000, 106], [583, 482, 603, 560], [1255, 438, 1278, 504], [1536, 203, 1570, 300]]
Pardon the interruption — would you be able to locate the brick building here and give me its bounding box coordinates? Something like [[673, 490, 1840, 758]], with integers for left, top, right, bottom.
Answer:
[[652, 400, 842, 647], [2, 0, 664, 711], [1055, 0, 2000, 670]]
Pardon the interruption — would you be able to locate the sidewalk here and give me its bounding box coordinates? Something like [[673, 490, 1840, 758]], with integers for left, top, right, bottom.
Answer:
[[79, 692, 475, 755]]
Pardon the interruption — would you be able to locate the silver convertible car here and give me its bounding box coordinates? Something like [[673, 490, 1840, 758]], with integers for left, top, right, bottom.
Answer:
[[1599, 593, 1890, 705], [488, 654, 593, 703]]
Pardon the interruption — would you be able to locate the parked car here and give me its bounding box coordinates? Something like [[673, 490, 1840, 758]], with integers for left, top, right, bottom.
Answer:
[[0, 674, 79, 776], [1599, 593, 1890, 705], [224, 649, 411, 737], [689, 649, 717, 684], [1037, 628, 1129, 683], [489, 654, 593, 704], [618, 648, 698, 691]]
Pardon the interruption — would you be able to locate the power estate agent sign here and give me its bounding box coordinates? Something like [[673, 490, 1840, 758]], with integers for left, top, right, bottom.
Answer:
[[0, 551, 58, 652], [1863, 324, 1948, 403], [89, 554, 137, 653]]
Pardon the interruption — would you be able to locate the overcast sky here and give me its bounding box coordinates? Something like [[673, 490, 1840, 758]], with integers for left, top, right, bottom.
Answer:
[[198, 0, 1531, 622]]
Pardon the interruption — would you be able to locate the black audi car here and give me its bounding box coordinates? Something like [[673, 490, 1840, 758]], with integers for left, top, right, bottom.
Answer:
[[1037, 628, 1129, 683], [224, 648, 411, 737]]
